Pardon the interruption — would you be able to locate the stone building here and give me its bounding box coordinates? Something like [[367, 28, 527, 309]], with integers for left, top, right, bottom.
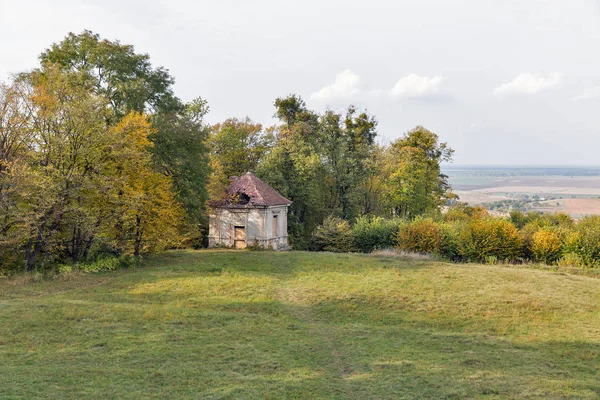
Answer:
[[208, 172, 292, 250]]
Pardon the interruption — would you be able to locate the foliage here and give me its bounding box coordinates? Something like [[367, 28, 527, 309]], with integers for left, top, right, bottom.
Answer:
[[397, 218, 441, 254], [311, 216, 354, 252], [444, 203, 488, 222], [530, 228, 564, 264], [352, 216, 403, 253], [39, 30, 181, 118], [0, 66, 185, 273], [207, 117, 273, 201], [573, 215, 600, 267], [458, 218, 523, 262], [37, 31, 210, 240], [385, 126, 455, 218], [150, 98, 211, 229], [438, 221, 464, 261]]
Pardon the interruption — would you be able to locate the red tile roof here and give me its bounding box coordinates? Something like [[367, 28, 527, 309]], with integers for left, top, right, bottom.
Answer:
[[212, 172, 292, 208]]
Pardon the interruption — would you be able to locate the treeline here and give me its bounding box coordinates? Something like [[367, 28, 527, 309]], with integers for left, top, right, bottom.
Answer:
[[0, 32, 209, 273], [313, 206, 600, 268], [7, 31, 597, 274], [0, 31, 456, 273], [209, 97, 455, 248]]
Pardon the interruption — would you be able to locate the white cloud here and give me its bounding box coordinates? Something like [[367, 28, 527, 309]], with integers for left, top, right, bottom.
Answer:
[[389, 74, 446, 98], [573, 86, 600, 101], [493, 72, 561, 95], [310, 69, 360, 101]]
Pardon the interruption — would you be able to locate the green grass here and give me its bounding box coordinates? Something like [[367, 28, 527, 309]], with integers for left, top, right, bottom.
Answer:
[[1, 251, 599, 399]]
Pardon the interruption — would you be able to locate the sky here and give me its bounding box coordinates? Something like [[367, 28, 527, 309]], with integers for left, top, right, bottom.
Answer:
[[1, 0, 600, 165]]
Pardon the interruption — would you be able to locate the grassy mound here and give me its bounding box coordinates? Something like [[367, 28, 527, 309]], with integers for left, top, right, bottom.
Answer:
[[1, 251, 599, 399]]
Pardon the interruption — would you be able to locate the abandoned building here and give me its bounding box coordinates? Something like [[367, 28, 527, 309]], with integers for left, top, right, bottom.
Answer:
[[208, 172, 292, 250]]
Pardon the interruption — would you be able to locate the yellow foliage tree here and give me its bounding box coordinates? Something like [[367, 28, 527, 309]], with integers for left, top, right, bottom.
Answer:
[[104, 113, 186, 256]]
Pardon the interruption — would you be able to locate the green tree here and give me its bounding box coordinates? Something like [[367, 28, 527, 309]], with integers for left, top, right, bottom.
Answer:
[[151, 97, 211, 227], [318, 106, 377, 220], [258, 95, 326, 246], [207, 117, 273, 200], [385, 126, 455, 218], [39, 30, 181, 118]]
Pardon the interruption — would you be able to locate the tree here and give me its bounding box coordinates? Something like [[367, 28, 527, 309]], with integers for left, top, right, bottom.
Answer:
[[39, 30, 181, 118], [385, 126, 455, 218], [37, 31, 211, 233], [258, 96, 326, 246], [207, 117, 273, 200], [23, 66, 112, 268], [273, 94, 318, 129], [0, 79, 37, 269], [318, 106, 377, 220], [151, 98, 211, 227], [104, 113, 186, 256]]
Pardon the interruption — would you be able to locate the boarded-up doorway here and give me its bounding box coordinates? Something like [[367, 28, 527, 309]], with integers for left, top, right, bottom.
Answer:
[[234, 226, 246, 249]]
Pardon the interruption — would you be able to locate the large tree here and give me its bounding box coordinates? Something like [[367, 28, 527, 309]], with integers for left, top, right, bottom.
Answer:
[[318, 106, 377, 220], [36, 31, 210, 229], [385, 126, 455, 218], [207, 117, 273, 201], [39, 30, 181, 118], [257, 95, 326, 246]]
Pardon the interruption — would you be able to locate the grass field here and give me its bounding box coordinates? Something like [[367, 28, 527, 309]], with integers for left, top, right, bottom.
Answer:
[[1, 251, 599, 399]]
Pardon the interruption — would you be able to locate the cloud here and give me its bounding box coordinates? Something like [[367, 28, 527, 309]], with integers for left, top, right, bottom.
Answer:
[[310, 69, 360, 101], [573, 86, 600, 102], [390, 74, 446, 98], [493, 72, 561, 95]]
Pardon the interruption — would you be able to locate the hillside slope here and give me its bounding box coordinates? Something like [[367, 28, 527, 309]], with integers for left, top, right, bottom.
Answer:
[[1, 251, 599, 399]]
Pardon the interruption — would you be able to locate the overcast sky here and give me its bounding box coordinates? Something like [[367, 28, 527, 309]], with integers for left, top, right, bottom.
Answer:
[[1, 0, 600, 165]]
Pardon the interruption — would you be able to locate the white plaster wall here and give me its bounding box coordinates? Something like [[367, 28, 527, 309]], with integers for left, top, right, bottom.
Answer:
[[209, 205, 290, 250]]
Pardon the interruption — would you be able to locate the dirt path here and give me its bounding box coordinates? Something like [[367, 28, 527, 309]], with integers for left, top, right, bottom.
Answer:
[[277, 287, 357, 399]]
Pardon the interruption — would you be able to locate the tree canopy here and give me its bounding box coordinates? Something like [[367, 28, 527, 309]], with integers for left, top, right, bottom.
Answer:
[[0, 31, 459, 272]]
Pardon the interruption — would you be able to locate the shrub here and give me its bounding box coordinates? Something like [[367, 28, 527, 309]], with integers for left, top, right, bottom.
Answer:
[[352, 216, 404, 253], [444, 204, 488, 222], [530, 228, 564, 264], [438, 221, 463, 261], [520, 222, 541, 260], [509, 211, 541, 229], [312, 216, 355, 253], [78, 255, 140, 273], [557, 252, 584, 268], [398, 218, 441, 254], [458, 218, 523, 263], [573, 215, 600, 267]]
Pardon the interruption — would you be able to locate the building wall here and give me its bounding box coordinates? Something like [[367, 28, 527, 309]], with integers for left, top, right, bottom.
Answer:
[[208, 205, 289, 250]]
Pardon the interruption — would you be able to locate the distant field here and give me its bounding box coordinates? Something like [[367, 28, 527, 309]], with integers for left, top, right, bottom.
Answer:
[[446, 166, 600, 216], [1, 251, 599, 399]]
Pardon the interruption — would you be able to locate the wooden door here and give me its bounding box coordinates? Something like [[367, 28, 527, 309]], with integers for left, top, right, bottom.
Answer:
[[234, 226, 246, 249]]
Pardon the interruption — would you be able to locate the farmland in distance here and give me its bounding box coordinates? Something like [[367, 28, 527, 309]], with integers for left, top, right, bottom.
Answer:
[[444, 166, 600, 217]]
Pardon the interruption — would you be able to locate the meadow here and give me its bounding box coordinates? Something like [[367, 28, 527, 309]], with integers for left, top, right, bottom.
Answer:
[[1, 250, 599, 399]]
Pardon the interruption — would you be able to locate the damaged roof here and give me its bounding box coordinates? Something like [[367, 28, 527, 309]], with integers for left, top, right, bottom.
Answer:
[[211, 172, 292, 208]]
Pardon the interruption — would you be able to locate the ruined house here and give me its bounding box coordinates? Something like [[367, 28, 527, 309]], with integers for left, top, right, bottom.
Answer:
[[208, 172, 292, 250]]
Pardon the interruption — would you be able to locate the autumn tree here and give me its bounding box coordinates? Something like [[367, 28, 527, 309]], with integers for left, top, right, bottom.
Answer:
[[36, 31, 210, 230], [21, 66, 112, 268], [0, 66, 187, 272], [103, 113, 186, 256]]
